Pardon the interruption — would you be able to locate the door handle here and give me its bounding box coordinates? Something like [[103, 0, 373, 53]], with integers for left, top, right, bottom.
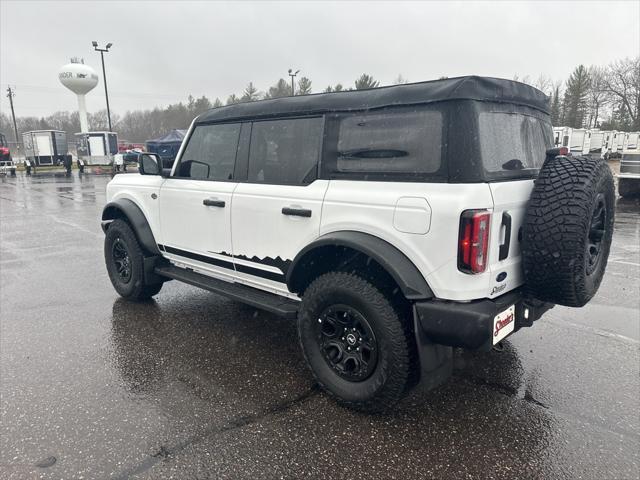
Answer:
[[499, 212, 512, 261], [282, 207, 312, 218], [203, 198, 225, 207]]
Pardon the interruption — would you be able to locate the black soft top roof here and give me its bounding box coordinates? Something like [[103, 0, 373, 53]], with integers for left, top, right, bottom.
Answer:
[[197, 76, 549, 124]]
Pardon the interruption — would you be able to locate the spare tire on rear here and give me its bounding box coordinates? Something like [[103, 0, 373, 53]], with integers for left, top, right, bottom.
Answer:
[[522, 155, 615, 307]]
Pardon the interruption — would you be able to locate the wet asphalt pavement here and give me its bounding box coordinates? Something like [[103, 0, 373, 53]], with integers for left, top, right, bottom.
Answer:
[[1, 171, 639, 480]]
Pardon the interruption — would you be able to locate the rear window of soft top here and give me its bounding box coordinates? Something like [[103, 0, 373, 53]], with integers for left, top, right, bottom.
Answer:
[[478, 111, 553, 175]]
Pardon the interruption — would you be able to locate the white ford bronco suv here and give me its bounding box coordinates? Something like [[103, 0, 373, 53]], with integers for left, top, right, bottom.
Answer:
[[102, 76, 614, 412]]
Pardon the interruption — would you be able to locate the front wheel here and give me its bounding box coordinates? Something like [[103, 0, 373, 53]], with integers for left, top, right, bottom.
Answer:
[[298, 272, 415, 412], [104, 219, 163, 301]]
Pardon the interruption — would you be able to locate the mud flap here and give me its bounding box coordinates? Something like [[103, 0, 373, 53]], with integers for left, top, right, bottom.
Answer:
[[412, 306, 453, 392], [144, 256, 169, 285]]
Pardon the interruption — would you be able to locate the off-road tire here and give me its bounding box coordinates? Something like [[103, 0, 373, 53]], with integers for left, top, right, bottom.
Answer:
[[104, 219, 163, 301], [522, 155, 614, 307], [618, 178, 640, 198], [298, 272, 415, 413]]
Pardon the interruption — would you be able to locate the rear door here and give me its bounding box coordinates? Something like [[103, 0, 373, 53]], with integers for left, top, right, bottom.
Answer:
[[158, 122, 242, 280], [477, 110, 553, 299], [230, 116, 327, 296]]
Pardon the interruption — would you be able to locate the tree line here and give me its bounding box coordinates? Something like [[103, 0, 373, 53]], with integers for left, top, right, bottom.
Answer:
[[519, 57, 639, 131], [1, 59, 637, 144]]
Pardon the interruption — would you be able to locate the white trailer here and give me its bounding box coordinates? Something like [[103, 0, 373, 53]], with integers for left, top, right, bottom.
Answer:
[[588, 130, 605, 158], [601, 131, 626, 159], [75, 131, 119, 165], [552, 127, 591, 155], [22, 130, 71, 166]]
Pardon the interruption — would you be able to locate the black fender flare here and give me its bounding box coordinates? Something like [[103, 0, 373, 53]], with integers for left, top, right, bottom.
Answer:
[[101, 198, 160, 256], [286, 231, 433, 300]]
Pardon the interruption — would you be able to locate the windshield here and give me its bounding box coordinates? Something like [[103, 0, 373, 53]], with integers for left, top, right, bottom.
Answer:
[[478, 111, 552, 176]]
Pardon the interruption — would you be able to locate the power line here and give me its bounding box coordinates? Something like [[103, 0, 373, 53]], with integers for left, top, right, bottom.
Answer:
[[0, 82, 190, 100]]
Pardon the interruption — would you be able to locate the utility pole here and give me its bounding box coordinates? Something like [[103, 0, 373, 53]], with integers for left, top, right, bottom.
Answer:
[[6, 86, 19, 146], [92, 41, 113, 131], [288, 69, 300, 96]]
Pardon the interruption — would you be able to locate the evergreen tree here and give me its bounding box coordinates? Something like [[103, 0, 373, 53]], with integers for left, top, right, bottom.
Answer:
[[265, 79, 290, 99], [213, 98, 224, 108], [241, 82, 261, 102], [297, 77, 312, 95], [226, 94, 240, 105], [550, 85, 562, 125], [191, 96, 212, 116], [324, 83, 344, 93], [354, 74, 379, 90], [562, 65, 591, 128]]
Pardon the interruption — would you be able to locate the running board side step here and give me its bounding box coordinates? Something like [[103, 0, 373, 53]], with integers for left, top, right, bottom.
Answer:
[[155, 265, 299, 319]]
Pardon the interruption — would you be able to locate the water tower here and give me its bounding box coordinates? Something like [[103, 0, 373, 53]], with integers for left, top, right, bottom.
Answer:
[[58, 58, 99, 132]]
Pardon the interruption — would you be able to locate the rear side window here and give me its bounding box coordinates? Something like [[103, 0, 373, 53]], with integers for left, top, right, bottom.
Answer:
[[336, 109, 442, 174], [177, 123, 241, 180], [478, 112, 552, 174], [248, 117, 323, 185]]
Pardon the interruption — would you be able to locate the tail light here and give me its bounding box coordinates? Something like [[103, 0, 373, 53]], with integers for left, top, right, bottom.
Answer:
[[458, 210, 491, 274]]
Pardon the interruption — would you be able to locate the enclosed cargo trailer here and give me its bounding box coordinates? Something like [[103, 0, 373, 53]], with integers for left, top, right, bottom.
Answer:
[[22, 130, 71, 166], [75, 131, 118, 164]]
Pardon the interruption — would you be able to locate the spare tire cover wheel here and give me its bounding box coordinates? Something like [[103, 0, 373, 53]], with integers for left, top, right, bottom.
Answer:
[[522, 155, 615, 307]]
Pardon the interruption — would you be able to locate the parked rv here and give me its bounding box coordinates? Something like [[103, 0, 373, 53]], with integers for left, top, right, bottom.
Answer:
[[22, 130, 71, 166], [552, 127, 591, 156], [75, 131, 119, 165], [589, 130, 604, 158]]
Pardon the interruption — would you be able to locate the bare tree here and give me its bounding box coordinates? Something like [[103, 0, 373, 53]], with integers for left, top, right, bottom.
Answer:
[[586, 66, 609, 128], [534, 74, 553, 95], [603, 57, 640, 130], [394, 74, 409, 85]]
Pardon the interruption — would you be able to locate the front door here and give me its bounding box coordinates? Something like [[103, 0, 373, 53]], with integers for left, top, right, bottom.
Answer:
[[159, 122, 242, 280], [231, 117, 327, 296]]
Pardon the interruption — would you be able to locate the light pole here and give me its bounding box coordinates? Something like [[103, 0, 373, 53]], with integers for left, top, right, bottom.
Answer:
[[92, 41, 113, 131], [288, 69, 300, 96]]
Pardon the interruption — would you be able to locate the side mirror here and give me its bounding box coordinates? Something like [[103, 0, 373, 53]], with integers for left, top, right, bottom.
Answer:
[[139, 153, 162, 175]]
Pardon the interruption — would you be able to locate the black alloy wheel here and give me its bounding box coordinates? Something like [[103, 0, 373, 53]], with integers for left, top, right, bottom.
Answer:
[[112, 238, 132, 283], [586, 193, 606, 275], [317, 304, 378, 382]]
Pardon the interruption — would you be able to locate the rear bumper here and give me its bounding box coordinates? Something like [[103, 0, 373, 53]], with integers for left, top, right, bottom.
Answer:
[[415, 290, 554, 351]]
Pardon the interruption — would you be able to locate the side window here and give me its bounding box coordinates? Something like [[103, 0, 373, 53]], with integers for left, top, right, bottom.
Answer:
[[336, 108, 442, 174], [248, 117, 323, 185], [176, 123, 241, 180]]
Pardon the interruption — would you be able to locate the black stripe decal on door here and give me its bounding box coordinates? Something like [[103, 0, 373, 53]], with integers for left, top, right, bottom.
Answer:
[[158, 244, 286, 283]]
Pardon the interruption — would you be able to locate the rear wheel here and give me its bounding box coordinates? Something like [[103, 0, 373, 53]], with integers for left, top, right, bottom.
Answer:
[[298, 272, 414, 412], [104, 219, 163, 301]]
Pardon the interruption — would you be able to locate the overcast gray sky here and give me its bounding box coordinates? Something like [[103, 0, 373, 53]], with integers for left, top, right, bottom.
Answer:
[[1, 0, 638, 119]]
